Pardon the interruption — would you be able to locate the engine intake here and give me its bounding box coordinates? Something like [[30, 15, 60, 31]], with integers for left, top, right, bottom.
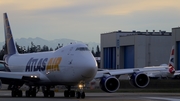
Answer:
[[130, 72, 150, 88], [99, 76, 120, 93]]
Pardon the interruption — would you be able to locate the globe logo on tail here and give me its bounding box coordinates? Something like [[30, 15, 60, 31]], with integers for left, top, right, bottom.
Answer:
[[169, 65, 175, 74], [168, 46, 175, 74]]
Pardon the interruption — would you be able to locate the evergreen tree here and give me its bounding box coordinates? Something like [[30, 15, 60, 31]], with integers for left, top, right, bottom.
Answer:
[[55, 43, 63, 50], [16, 43, 24, 53], [27, 46, 30, 53], [91, 47, 95, 56], [3, 43, 7, 55], [30, 42, 37, 53], [49, 48, 53, 51], [0, 44, 7, 60], [42, 45, 49, 52], [36, 45, 41, 52], [95, 45, 100, 57], [0, 46, 5, 60]]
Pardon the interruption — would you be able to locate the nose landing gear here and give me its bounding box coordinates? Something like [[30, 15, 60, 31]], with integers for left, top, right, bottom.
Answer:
[[75, 91, 85, 99], [76, 83, 85, 99], [63, 83, 86, 99]]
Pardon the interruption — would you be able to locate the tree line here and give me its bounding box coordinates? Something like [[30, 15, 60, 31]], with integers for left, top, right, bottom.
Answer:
[[0, 42, 100, 60]]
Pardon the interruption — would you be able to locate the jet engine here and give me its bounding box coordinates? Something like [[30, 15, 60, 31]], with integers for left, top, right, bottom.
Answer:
[[0, 79, 2, 89], [99, 76, 120, 93], [130, 72, 150, 88]]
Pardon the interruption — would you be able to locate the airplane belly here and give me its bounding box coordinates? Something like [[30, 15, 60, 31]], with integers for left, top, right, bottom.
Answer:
[[46, 71, 61, 82], [46, 66, 79, 85]]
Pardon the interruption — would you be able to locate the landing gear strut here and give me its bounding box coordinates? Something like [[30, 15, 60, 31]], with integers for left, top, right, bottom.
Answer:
[[64, 86, 75, 97], [42, 86, 55, 97], [76, 83, 85, 99], [11, 86, 22, 97], [63, 83, 86, 99], [11, 90, 22, 97], [25, 86, 38, 97], [76, 91, 85, 99]]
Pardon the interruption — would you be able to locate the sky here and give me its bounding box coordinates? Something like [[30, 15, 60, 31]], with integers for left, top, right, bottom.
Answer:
[[0, 0, 180, 43]]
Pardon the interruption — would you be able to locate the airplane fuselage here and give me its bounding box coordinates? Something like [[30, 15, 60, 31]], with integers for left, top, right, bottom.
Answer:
[[6, 43, 98, 86]]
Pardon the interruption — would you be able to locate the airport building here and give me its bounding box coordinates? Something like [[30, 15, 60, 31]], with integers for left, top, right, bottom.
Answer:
[[172, 27, 180, 70], [101, 30, 172, 69]]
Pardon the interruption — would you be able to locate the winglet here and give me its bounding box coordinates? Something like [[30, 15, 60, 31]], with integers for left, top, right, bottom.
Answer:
[[3, 13, 18, 55]]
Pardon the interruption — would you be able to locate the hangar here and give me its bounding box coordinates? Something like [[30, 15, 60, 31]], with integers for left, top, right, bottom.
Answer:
[[101, 30, 172, 69], [172, 27, 180, 70]]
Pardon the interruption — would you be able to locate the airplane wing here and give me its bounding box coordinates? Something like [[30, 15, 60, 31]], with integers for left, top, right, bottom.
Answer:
[[172, 70, 180, 79], [0, 71, 50, 82], [93, 67, 174, 93], [174, 70, 180, 75], [95, 67, 170, 79]]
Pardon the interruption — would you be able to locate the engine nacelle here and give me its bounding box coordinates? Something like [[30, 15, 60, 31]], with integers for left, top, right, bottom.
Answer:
[[99, 76, 120, 93], [130, 72, 150, 88], [0, 79, 2, 89]]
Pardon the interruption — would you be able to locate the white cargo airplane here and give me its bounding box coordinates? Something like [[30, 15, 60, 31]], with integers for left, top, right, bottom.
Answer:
[[0, 13, 176, 99]]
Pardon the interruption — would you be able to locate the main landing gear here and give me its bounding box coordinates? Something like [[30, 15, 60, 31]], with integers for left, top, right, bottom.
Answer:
[[42, 86, 55, 97], [25, 86, 38, 97], [64, 84, 86, 99], [10, 85, 39, 97], [11, 89, 22, 97], [10, 85, 55, 97], [10, 85, 85, 98], [10, 85, 23, 97], [64, 86, 75, 97]]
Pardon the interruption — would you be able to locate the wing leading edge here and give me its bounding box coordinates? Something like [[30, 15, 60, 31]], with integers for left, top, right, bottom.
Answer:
[[0, 71, 50, 82], [95, 67, 170, 79]]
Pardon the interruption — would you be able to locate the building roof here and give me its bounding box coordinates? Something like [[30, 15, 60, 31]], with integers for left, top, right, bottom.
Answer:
[[101, 30, 171, 37]]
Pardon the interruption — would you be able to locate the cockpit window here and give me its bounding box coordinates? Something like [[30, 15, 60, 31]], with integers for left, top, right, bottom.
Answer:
[[76, 47, 89, 51]]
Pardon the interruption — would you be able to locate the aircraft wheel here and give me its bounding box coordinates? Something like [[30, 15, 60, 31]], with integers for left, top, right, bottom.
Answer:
[[76, 91, 80, 99], [17, 90, 22, 97], [31, 88, 36, 97], [25, 91, 30, 97], [31, 89, 36, 97], [31, 91, 36, 97], [81, 92, 85, 99], [64, 90, 69, 97], [43, 91, 48, 97], [49, 90, 55, 97], [70, 90, 75, 97], [11, 90, 16, 97]]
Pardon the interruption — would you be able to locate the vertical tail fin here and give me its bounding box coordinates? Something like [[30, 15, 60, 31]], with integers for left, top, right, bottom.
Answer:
[[168, 45, 175, 74], [3, 13, 18, 55]]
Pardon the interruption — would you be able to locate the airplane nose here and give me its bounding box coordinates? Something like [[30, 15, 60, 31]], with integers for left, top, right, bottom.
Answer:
[[76, 54, 97, 79], [84, 59, 97, 76]]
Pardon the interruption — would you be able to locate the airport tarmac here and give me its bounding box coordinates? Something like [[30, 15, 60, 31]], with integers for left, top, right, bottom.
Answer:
[[0, 91, 180, 101]]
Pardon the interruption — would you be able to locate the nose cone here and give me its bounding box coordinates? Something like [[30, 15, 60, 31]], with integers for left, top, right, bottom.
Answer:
[[83, 58, 98, 78], [75, 53, 98, 81]]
